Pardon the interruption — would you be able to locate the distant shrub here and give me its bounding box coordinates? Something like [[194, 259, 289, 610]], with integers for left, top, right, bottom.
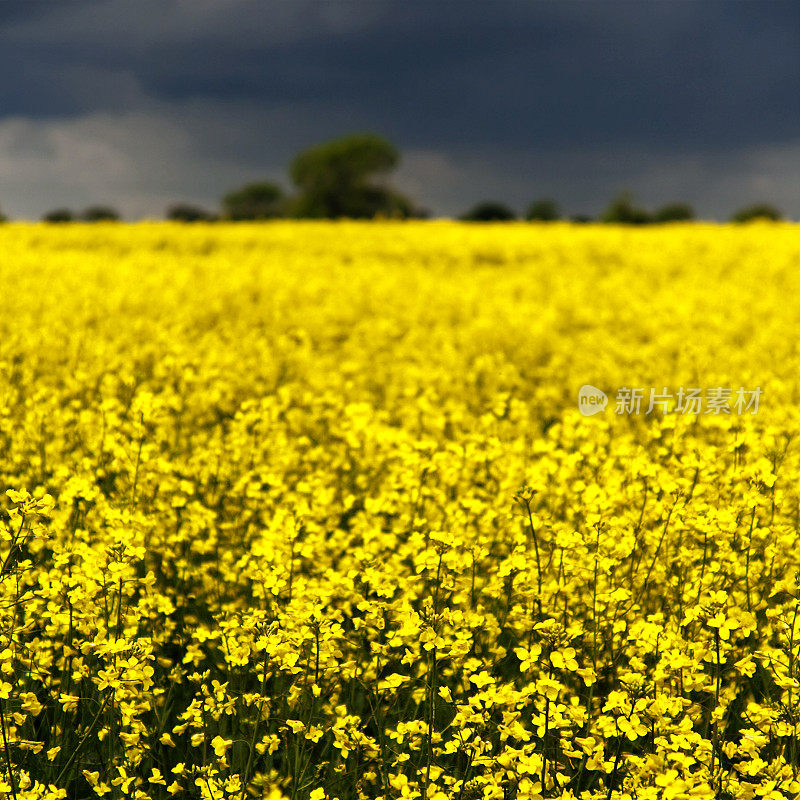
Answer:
[[525, 199, 560, 221], [167, 203, 216, 222], [222, 182, 285, 220], [601, 192, 651, 225], [654, 203, 695, 223], [43, 208, 75, 223], [81, 206, 120, 222], [730, 203, 782, 223], [460, 201, 516, 221]]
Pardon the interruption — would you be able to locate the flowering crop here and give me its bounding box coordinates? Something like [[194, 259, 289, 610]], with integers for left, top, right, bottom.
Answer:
[[0, 220, 799, 800]]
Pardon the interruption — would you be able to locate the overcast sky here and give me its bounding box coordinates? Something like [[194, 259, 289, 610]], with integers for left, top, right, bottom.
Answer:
[[1, 0, 798, 219]]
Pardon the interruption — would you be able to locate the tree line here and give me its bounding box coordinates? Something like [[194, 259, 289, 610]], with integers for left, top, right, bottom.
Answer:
[[462, 193, 784, 224], [37, 134, 418, 224], [26, 133, 786, 224]]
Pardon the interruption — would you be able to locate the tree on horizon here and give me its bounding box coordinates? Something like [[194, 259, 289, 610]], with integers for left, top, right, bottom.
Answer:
[[289, 134, 413, 219]]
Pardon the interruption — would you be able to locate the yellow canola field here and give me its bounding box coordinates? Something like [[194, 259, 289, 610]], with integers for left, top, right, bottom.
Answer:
[[2, 221, 800, 800]]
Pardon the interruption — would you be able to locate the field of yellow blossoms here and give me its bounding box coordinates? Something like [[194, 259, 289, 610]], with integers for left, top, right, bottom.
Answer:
[[2, 220, 800, 800]]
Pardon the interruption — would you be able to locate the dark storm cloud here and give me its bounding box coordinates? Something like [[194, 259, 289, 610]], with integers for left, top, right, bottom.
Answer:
[[0, 0, 798, 218], [148, 2, 800, 153], [3, 1, 798, 148]]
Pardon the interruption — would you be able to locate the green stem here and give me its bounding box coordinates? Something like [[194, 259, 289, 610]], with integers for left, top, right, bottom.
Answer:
[[0, 700, 18, 800]]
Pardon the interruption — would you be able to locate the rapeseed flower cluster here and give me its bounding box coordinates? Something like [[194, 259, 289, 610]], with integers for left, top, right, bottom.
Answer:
[[0, 220, 798, 799]]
